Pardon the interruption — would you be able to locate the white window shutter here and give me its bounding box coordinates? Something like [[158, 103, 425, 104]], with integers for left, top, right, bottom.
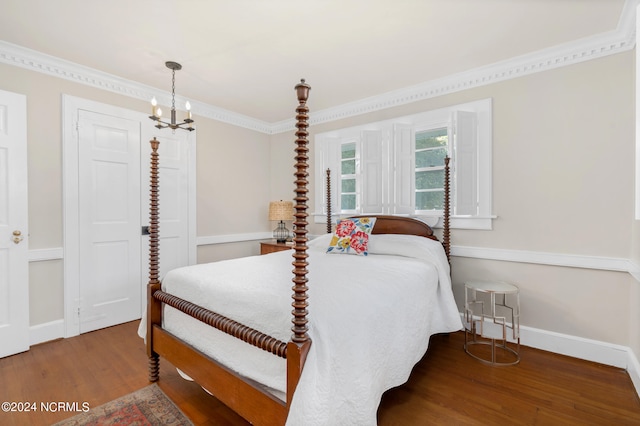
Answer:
[[393, 123, 414, 214], [360, 130, 383, 213], [453, 111, 478, 216]]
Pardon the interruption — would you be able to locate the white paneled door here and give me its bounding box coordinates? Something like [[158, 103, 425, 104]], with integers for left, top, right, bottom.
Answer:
[[77, 111, 142, 334], [64, 96, 194, 337], [0, 89, 28, 358], [140, 131, 191, 281]]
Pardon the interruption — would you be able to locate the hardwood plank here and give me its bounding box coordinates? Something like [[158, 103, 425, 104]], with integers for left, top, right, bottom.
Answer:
[[0, 322, 638, 425], [378, 333, 640, 425]]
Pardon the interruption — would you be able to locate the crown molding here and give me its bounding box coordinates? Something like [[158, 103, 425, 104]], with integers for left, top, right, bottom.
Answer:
[[272, 0, 638, 133], [0, 40, 272, 134], [0, 0, 636, 135]]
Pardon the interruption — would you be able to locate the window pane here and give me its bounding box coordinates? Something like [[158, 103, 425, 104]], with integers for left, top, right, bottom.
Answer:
[[415, 170, 444, 190], [416, 190, 444, 210], [416, 129, 447, 149], [340, 142, 357, 211], [341, 143, 356, 159], [416, 147, 448, 168], [342, 159, 355, 174], [341, 194, 356, 210], [341, 178, 356, 193]]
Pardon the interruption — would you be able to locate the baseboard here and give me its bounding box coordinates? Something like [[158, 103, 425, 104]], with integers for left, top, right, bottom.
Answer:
[[518, 325, 640, 398], [29, 319, 65, 346], [628, 348, 640, 398], [532, 329, 640, 398], [460, 312, 640, 398], [519, 324, 630, 368]]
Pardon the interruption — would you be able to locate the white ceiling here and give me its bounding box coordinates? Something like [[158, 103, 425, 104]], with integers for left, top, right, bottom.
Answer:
[[0, 0, 629, 123]]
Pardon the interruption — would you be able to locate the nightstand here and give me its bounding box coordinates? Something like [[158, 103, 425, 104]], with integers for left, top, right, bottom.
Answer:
[[260, 241, 293, 255], [464, 280, 520, 366]]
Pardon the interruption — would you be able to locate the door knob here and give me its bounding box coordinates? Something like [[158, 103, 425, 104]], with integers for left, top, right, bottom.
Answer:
[[12, 230, 23, 244]]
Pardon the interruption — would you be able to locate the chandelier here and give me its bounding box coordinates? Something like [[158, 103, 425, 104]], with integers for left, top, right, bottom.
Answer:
[[149, 61, 195, 132]]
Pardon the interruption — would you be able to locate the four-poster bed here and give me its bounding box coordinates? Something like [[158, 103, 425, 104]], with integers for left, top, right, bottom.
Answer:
[[141, 80, 462, 425]]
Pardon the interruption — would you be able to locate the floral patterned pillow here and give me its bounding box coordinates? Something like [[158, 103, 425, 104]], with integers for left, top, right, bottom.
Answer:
[[326, 217, 377, 255]]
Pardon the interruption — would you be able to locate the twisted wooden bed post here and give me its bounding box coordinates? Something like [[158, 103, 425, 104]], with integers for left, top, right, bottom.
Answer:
[[287, 79, 312, 406], [443, 156, 451, 263], [144, 83, 314, 424], [291, 79, 311, 344], [326, 168, 332, 234], [147, 137, 161, 382]]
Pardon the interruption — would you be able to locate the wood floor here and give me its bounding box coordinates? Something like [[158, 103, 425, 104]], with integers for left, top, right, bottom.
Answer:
[[1, 321, 638, 425]]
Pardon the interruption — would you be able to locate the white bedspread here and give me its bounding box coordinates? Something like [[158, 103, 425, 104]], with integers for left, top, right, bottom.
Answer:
[[140, 233, 462, 425]]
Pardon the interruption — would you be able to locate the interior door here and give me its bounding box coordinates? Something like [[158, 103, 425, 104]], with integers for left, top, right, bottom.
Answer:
[[141, 130, 191, 287], [63, 95, 194, 336], [77, 110, 141, 333], [0, 89, 29, 358]]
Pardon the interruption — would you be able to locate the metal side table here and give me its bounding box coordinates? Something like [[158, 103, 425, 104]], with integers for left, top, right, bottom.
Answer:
[[464, 280, 520, 366]]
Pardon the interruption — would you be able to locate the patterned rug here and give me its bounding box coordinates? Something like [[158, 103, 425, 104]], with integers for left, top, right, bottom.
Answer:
[[53, 384, 193, 426]]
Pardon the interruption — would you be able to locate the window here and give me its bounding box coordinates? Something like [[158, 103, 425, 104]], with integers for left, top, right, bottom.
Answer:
[[315, 98, 493, 230], [340, 142, 357, 211], [415, 128, 448, 212]]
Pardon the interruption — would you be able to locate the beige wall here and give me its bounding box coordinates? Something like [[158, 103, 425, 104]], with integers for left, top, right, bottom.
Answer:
[[452, 259, 634, 345], [631, 40, 640, 359], [270, 51, 638, 348], [1, 63, 149, 326], [633, 218, 640, 357], [270, 131, 300, 207], [0, 62, 270, 326], [2, 46, 638, 354], [197, 241, 261, 264], [195, 120, 271, 237], [630, 271, 640, 357]]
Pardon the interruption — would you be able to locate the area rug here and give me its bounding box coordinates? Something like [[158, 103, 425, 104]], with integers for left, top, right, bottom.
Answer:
[[52, 384, 193, 426]]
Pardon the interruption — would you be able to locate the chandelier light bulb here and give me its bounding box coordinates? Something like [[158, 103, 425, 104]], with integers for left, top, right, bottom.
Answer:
[[149, 61, 195, 131], [185, 101, 192, 120]]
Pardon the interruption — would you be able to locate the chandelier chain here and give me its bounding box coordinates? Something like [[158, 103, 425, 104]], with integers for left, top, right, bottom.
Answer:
[[149, 60, 194, 132], [171, 69, 176, 111]]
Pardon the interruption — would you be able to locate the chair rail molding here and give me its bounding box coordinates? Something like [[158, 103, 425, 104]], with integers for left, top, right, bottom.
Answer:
[[28, 248, 64, 262], [26, 242, 640, 282], [452, 245, 635, 275]]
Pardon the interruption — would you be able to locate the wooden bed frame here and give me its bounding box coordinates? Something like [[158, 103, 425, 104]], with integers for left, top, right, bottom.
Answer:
[[145, 80, 452, 425]]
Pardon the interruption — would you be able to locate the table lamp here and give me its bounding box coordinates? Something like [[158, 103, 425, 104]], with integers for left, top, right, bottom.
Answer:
[[268, 200, 294, 243]]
